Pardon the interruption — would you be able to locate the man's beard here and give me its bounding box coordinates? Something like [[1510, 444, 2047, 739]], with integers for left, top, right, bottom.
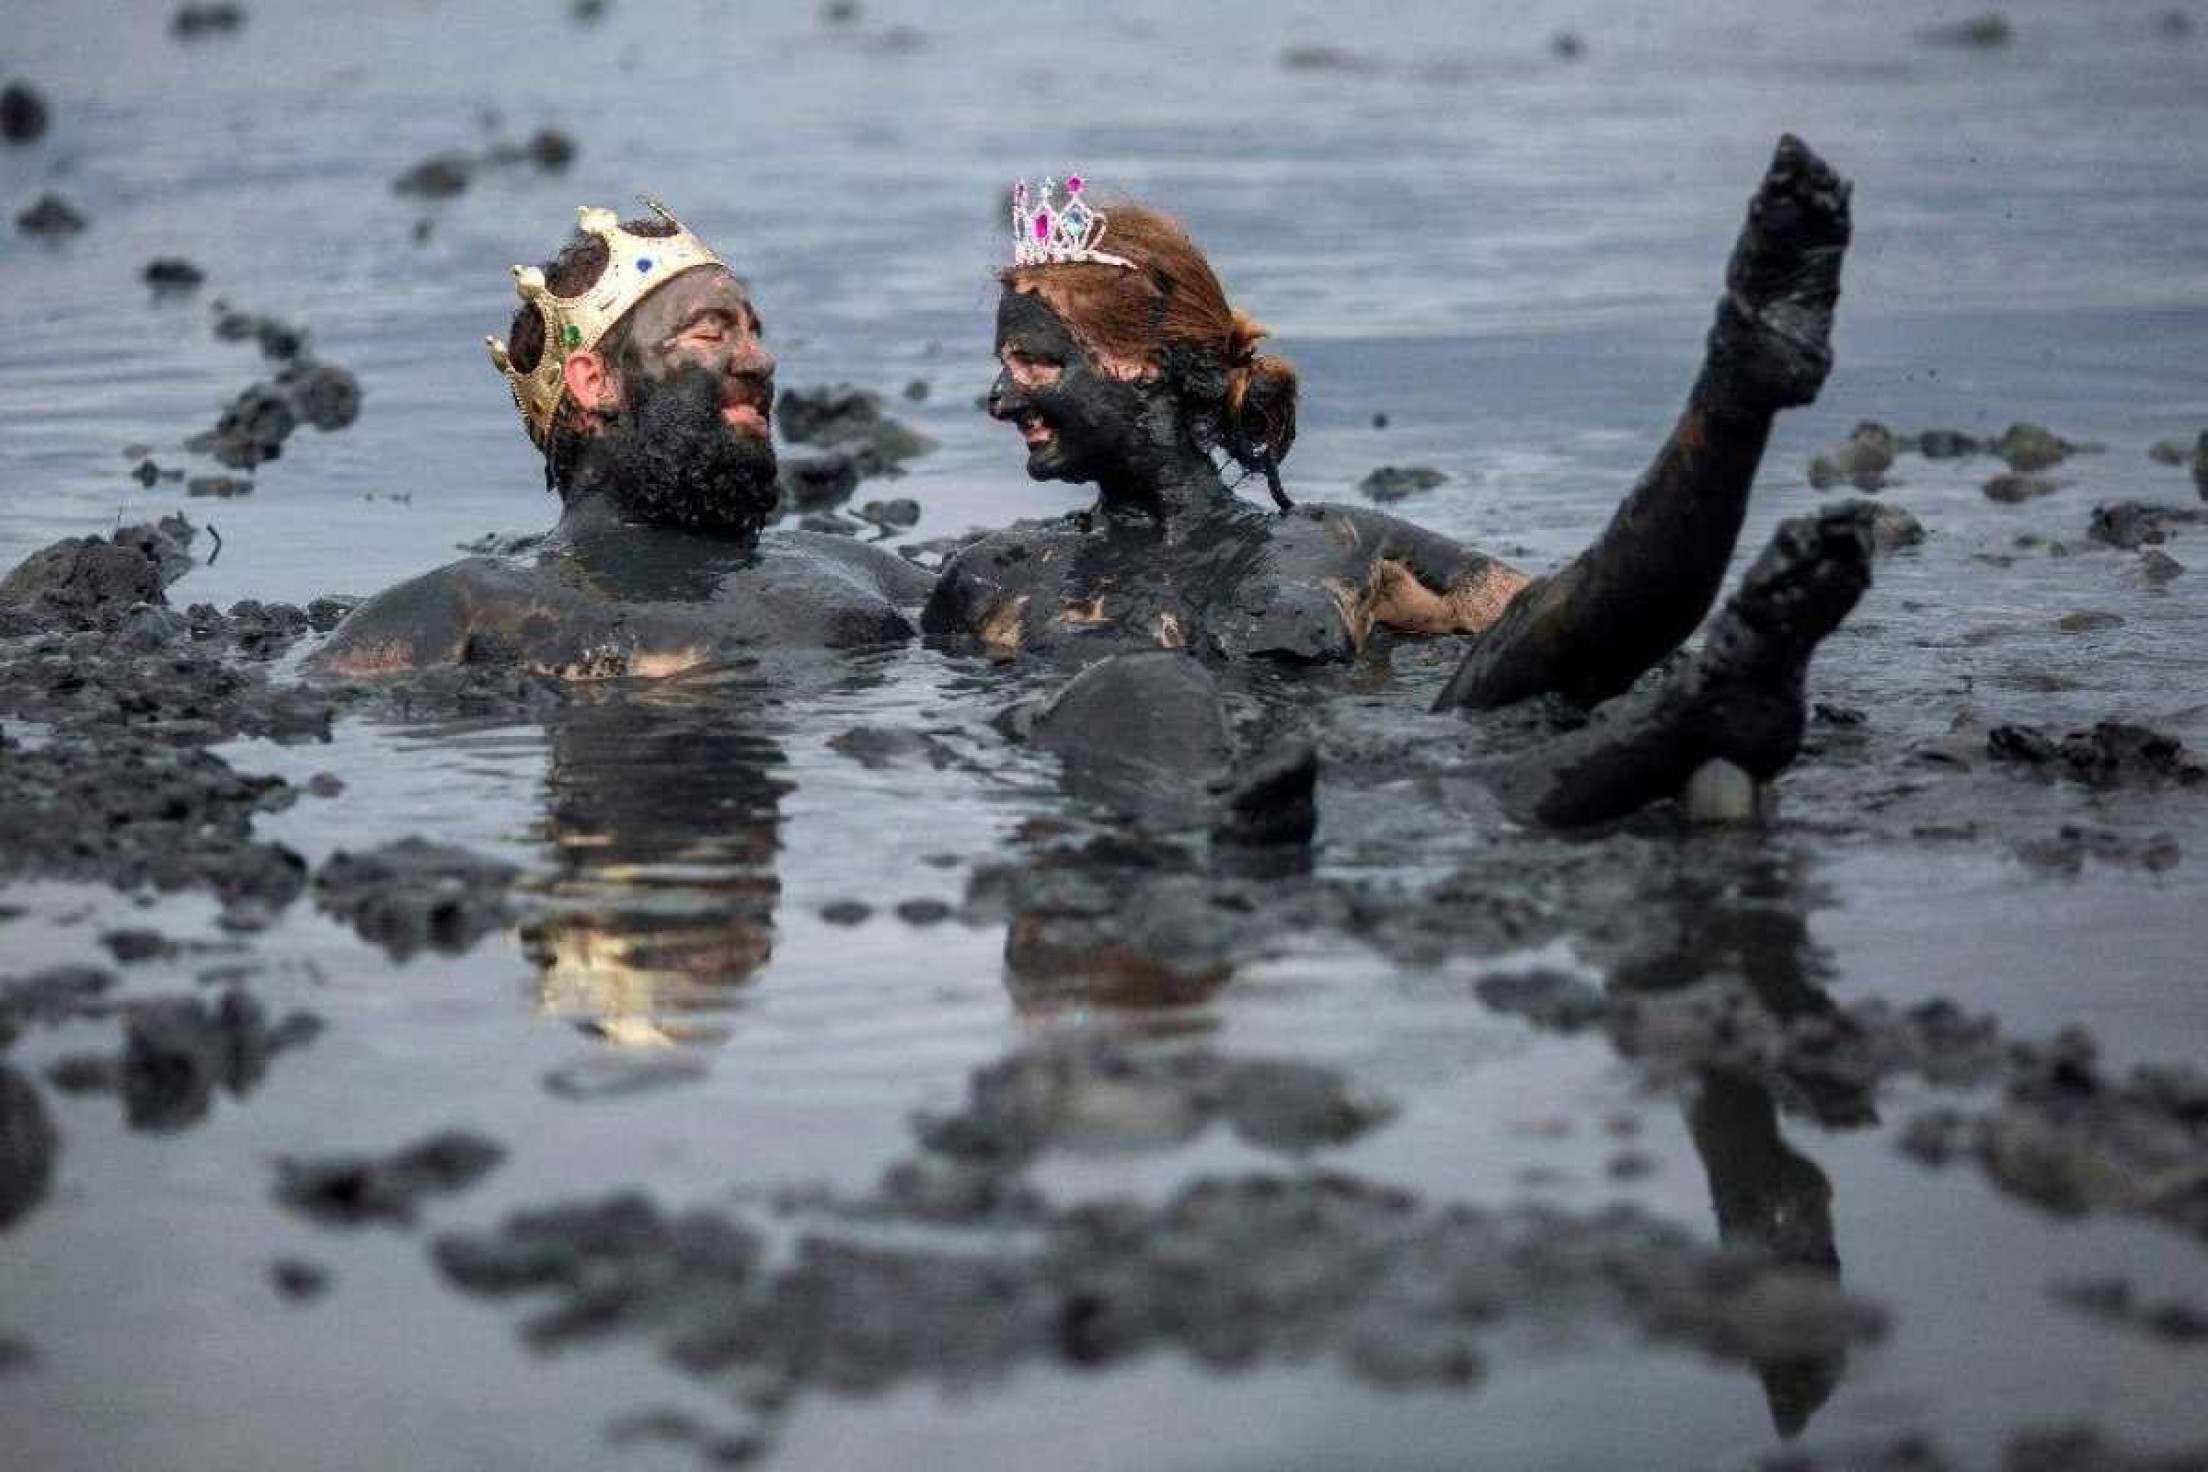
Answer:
[[577, 364, 780, 541]]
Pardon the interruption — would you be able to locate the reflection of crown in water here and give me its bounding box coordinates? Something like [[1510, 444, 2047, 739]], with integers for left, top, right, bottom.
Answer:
[[1009, 174, 1134, 270], [485, 196, 727, 445]]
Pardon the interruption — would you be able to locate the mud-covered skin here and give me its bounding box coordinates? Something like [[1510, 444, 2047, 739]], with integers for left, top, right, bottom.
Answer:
[[311, 511, 930, 678], [314, 267, 930, 677], [927, 495, 1522, 663], [1476, 503, 1876, 829], [1439, 133, 1853, 712], [924, 288, 1524, 663]]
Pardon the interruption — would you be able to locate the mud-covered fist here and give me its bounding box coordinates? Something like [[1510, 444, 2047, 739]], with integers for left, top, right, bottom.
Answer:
[[1707, 134, 1853, 411]]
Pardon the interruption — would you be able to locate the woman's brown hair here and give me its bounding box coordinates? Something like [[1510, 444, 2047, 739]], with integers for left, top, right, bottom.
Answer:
[[1000, 202, 1298, 496]]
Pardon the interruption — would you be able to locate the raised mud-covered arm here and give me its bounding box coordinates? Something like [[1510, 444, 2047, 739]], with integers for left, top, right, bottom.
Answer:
[[1437, 135, 1851, 713]]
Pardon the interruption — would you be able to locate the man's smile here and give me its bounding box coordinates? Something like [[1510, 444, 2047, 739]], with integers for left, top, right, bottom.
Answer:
[[1018, 411, 1055, 448], [720, 377, 773, 436]]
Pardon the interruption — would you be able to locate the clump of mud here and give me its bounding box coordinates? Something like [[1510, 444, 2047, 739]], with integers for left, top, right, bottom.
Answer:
[[312, 837, 518, 959], [775, 384, 935, 479], [391, 127, 576, 199], [185, 305, 362, 468], [48, 989, 322, 1132], [1, 80, 48, 144], [430, 1041, 1885, 1457], [15, 194, 85, 237], [2089, 501, 2202, 551], [171, 2, 245, 38], [1987, 721, 2204, 789], [276, 1129, 504, 1227], [1901, 1029, 2208, 1241], [1358, 465, 1448, 503]]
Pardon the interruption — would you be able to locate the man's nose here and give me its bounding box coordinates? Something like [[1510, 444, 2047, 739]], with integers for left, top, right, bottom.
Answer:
[[987, 368, 1016, 419], [730, 339, 775, 378]]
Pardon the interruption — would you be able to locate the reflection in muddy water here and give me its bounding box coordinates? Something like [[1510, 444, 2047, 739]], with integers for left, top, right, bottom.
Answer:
[[1692, 1070, 1845, 1436], [1604, 841, 1851, 1434], [526, 682, 792, 1045], [6, 0, 2208, 1466], [0, 1066, 57, 1233]]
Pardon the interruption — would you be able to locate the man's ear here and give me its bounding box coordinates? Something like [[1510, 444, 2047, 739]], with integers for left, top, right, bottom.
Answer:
[[561, 348, 619, 417]]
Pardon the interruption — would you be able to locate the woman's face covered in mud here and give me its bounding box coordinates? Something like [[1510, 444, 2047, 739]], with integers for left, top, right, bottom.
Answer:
[[578, 268, 780, 539], [989, 285, 1157, 488]]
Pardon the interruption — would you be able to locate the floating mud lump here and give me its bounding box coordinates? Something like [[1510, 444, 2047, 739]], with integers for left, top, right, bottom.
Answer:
[[212, 304, 307, 360], [15, 193, 85, 237], [1990, 421, 2099, 473], [776, 453, 859, 513], [392, 154, 471, 199], [1920, 12, 2012, 47], [1983, 473, 2064, 504], [312, 837, 518, 959], [270, 1258, 332, 1301], [185, 361, 361, 468], [187, 385, 294, 469], [2087, 501, 2201, 551], [49, 989, 322, 1133], [170, 2, 245, 37], [2014, 825, 2181, 876], [1, 81, 48, 144], [2049, 1277, 2208, 1344], [775, 384, 936, 475], [1986, 721, 2204, 789], [1901, 1032, 2208, 1242], [1807, 422, 1896, 491], [857, 497, 921, 530], [1912, 428, 1982, 459], [2131, 549, 2186, 585], [275, 1129, 504, 1227], [1278, 43, 1382, 73], [143, 257, 205, 291], [1358, 465, 1448, 503], [392, 129, 579, 199]]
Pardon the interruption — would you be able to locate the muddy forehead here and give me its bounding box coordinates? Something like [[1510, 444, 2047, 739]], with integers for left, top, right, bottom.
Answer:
[[994, 285, 1083, 357], [624, 266, 755, 341]]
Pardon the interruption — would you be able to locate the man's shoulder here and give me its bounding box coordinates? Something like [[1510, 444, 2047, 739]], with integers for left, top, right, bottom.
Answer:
[[759, 530, 935, 604]]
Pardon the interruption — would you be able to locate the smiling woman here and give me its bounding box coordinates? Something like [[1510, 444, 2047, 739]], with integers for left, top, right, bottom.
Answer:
[[923, 192, 1528, 665], [926, 142, 1855, 714]]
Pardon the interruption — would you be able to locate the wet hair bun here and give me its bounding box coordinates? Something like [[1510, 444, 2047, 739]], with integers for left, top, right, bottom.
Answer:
[[1224, 309, 1298, 473]]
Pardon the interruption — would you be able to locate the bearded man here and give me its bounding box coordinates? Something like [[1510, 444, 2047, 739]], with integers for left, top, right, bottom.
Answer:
[[312, 200, 930, 678]]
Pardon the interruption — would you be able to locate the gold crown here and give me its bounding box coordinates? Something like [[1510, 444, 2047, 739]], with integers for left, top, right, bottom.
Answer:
[[486, 196, 728, 445]]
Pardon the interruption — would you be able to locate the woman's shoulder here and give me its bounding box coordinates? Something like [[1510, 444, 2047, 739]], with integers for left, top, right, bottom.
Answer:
[[939, 511, 1093, 575]]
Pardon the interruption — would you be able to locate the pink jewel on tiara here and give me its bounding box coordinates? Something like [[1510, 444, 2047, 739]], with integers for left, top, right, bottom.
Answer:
[[1008, 172, 1134, 271]]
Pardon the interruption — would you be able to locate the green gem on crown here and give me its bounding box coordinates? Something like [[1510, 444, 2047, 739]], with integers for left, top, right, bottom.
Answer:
[[562, 323, 582, 349]]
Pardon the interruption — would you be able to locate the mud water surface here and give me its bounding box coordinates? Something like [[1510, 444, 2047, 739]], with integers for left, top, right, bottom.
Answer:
[[3, 2, 2208, 1470]]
